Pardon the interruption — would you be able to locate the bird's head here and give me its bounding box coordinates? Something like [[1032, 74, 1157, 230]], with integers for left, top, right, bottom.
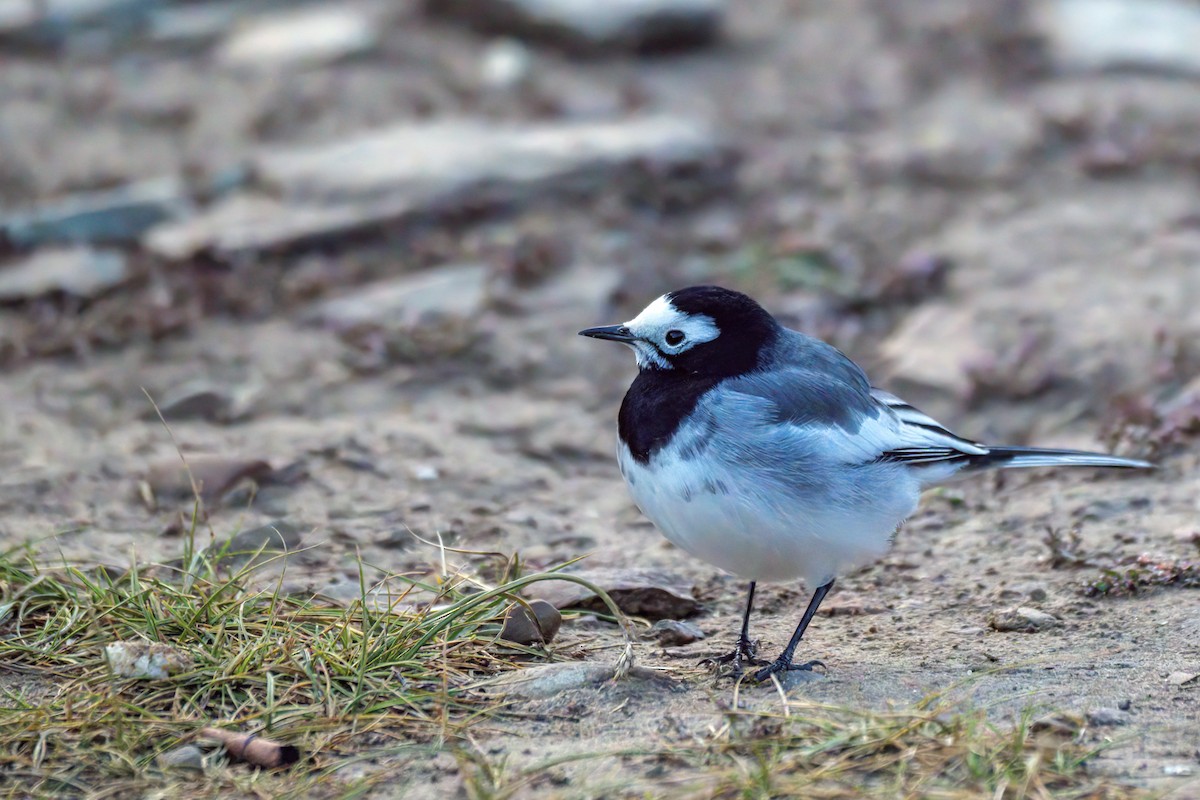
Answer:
[[579, 286, 779, 377]]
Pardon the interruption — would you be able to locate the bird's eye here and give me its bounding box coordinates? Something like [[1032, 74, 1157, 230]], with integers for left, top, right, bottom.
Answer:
[[665, 330, 685, 346]]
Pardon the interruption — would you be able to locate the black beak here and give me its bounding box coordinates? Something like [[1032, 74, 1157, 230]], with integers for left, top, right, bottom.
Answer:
[[578, 324, 636, 343]]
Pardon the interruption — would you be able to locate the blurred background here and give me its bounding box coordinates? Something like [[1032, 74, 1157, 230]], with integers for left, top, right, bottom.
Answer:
[[0, 0, 1197, 584]]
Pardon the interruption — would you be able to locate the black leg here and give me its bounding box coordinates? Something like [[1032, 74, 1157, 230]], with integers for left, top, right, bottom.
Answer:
[[753, 579, 834, 683], [701, 581, 767, 674]]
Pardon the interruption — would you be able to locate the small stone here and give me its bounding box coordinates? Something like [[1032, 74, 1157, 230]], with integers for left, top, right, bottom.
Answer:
[[0, 247, 127, 302], [148, 379, 259, 424], [208, 521, 302, 568], [1167, 671, 1198, 686], [149, 2, 244, 48], [0, 0, 163, 48], [500, 599, 562, 645], [775, 669, 826, 690], [651, 619, 705, 646], [146, 117, 731, 261], [307, 264, 489, 332], [427, 0, 725, 54], [1, 178, 187, 247], [105, 641, 191, 680], [1086, 707, 1130, 726], [479, 662, 672, 699], [158, 744, 205, 771], [1031, 713, 1083, 737], [481, 38, 533, 91], [988, 606, 1062, 633], [412, 464, 440, 482], [1038, 0, 1200, 77], [217, 7, 376, 69]]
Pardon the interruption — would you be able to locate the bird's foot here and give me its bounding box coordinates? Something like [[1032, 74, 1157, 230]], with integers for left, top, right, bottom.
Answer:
[[700, 637, 767, 678], [752, 656, 826, 684]]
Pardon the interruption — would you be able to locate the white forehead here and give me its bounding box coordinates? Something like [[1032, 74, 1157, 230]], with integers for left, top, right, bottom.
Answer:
[[625, 295, 719, 343]]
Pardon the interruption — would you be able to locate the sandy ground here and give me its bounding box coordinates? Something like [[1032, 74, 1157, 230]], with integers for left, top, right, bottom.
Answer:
[[1, 0, 1198, 795]]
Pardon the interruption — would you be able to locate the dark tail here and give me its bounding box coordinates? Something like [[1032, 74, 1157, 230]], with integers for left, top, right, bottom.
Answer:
[[972, 446, 1153, 471]]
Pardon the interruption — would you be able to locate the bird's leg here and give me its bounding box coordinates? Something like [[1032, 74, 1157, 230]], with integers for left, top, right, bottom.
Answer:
[[753, 579, 834, 683], [701, 581, 767, 675]]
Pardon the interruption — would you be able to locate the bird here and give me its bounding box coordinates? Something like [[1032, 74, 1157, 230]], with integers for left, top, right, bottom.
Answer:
[[579, 285, 1153, 683]]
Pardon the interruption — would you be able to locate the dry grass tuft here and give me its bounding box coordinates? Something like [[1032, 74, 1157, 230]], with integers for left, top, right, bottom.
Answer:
[[0, 542, 606, 798]]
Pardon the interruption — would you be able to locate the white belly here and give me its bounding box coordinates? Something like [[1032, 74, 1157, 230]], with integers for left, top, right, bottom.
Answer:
[[618, 442, 919, 585]]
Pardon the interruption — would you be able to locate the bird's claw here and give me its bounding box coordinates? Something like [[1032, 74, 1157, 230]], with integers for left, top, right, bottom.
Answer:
[[699, 637, 767, 678], [751, 658, 826, 683]]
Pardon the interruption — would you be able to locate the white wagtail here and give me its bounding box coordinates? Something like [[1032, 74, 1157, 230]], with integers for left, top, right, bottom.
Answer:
[[580, 286, 1153, 683]]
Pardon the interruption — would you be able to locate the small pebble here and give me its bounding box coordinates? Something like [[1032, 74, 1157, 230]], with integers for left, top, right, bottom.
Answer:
[[500, 599, 562, 645], [481, 38, 532, 91], [412, 464, 439, 481], [158, 744, 205, 770], [1086, 707, 1130, 727], [988, 606, 1061, 633], [651, 619, 705, 646]]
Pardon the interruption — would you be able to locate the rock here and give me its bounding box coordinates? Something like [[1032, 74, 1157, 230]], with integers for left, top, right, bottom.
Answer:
[[478, 662, 672, 699], [148, 379, 259, 423], [1031, 713, 1083, 737], [481, 38, 533, 91], [879, 302, 987, 397], [0, 248, 127, 302], [988, 606, 1062, 633], [1167, 671, 1198, 686], [143, 457, 276, 506], [144, 117, 732, 261], [775, 669, 826, 691], [532, 568, 700, 620], [307, 264, 488, 331], [105, 641, 191, 680], [0, 0, 162, 47], [157, 744, 205, 770], [1086, 707, 1130, 726], [216, 7, 376, 70], [207, 521, 302, 569], [650, 619, 705, 646], [428, 0, 724, 54], [500, 599, 562, 645], [2, 178, 187, 247], [411, 464, 439, 482], [255, 116, 726, 205], [1037, 0, 1200, 77], [148, 2, 244, 49]]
